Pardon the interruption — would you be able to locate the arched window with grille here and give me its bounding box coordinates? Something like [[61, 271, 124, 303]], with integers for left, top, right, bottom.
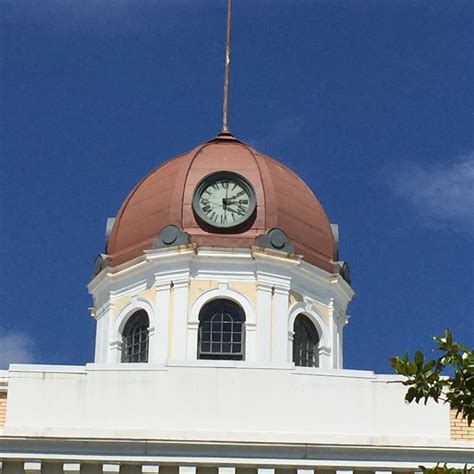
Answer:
[[293, 314, 320, 367], [121, 310, 149, 363], [198, 299, 245, 360]]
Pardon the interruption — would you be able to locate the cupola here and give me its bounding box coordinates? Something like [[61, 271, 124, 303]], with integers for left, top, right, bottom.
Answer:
[[89, 133, 353, 370], [106, 134, 337, 274], [88, 0, 353, 371]]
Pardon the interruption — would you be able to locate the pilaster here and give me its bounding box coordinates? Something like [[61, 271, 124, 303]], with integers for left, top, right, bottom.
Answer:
[[153, 279, 172, 363], [256, 280, 273, 362], [170, 271, 191, 360]]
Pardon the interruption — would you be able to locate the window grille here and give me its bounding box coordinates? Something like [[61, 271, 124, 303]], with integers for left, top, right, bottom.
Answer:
[[198, 299, 245, 360], [293, 314, 320, 367], [121, 310, 149, 363]]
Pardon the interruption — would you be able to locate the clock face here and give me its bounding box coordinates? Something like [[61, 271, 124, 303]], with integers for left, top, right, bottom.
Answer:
[[193, 172, 256, 228]]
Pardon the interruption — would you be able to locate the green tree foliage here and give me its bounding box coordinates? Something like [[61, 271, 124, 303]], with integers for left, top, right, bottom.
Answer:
[[390, 329, 474, 425], [419, 464, 472, 474]]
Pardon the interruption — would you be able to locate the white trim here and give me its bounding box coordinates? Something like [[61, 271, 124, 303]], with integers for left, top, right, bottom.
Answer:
[[179, 467, 196, 474], [289, 302, 329, 348], [189, 286, 256, 325], [288, 302, 332, 369], [24, 463, 41, 474], [0, 441, 472, 468], [63, 463, 80, 474], [142, 466, 159, 474], [113, 298, 155, 339], [109, 297, 155, 363], [103, 464, 120, 474], [110, 279, 148, 301]]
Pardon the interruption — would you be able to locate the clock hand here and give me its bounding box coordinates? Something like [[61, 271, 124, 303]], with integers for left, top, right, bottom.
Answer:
[[227, 190, 246, 201], [222, 185, 229, 212]]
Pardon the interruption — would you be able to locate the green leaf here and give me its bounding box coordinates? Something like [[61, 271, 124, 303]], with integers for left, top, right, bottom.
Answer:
[[415, 350, 424, 366]]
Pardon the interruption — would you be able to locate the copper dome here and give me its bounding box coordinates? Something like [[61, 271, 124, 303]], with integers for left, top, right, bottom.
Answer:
[[107, 136, 337, 273]]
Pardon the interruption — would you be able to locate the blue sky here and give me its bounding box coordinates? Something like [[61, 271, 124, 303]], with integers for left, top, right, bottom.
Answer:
[[1, 0, 472, 372]]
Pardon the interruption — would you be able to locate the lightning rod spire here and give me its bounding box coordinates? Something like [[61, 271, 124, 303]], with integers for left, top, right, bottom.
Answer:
[[221, 0, 233, 136]]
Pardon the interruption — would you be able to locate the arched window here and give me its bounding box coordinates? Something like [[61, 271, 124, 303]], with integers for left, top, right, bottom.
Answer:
[[198, 299, 245, 360], [121, 310, 149, 363], [293, 314, 320, 367]]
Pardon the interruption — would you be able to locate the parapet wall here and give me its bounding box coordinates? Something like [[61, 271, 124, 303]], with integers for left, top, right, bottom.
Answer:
[[2, 363, 453, 446]]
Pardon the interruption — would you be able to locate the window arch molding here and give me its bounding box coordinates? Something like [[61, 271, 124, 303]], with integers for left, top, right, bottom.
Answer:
[[288, 302, 330, 366], [109, 297, 156, 363], [187, 285, 256, 361], [189, 286, 255, 325]]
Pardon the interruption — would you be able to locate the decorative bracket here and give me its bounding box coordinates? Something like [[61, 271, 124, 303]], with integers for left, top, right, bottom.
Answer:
[[256, 228, 294, 254]]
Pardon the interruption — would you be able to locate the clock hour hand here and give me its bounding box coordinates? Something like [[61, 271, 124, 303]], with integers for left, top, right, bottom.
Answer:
[[226, 203, 247, 216]]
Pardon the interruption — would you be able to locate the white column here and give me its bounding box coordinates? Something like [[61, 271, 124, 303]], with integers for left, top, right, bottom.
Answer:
[[256, 281, 273, 362], [218, 468, 235, 474], [319, 298, 339, 369], [171, 272, 190, 360], [272, 285, 290, 363], [142, 466, 159, 474], [63, 464, 81, 474], [332, 306, 347, 369], [245, 318, 257, 362], [153, 281, 172, 363], [297, 469, 314, 474], [179, 467, 196, 474], [103, 464, 120, 474], [94, 316, 103, 363], [259, 469, 275, 474], [24, 463, 41, 474], [102, 300, 122, 363], [94, 302, 112, 363], [187, 319, 199, 360]]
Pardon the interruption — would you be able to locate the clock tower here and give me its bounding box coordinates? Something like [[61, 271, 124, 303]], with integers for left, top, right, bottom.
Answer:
[[89, 132, 352, 369]]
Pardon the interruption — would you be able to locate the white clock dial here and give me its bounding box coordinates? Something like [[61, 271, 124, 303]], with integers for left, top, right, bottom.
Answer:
[[193, 172, 256, 228]]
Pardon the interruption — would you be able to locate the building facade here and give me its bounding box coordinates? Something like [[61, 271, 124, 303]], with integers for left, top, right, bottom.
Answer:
[[0, 134, 472, 471]]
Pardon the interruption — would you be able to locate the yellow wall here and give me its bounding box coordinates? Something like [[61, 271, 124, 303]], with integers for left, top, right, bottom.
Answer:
[[289, 290, 303, 307], [451, 409, 474, 440], [112, 287, 156, 318], [0, 391, 7, 427], [189, 280, 257, 309]]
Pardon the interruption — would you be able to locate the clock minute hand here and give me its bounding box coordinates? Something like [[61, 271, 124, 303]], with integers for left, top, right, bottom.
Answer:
[[227, 190, 245, 201]]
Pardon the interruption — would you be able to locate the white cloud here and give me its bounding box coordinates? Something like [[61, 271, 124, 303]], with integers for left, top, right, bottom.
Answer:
[[0, 331, 35, 369], [392, 153, 474, 233]]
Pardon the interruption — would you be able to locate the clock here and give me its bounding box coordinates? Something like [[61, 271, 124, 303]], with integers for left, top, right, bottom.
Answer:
[[193, 171, 256, 228]]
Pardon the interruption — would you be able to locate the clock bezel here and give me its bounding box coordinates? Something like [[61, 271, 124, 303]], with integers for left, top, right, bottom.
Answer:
[[192, 171, 257, 229]]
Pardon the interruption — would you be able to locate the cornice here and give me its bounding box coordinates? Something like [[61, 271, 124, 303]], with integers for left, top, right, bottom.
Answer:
[[0, 435, 472, 467]]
